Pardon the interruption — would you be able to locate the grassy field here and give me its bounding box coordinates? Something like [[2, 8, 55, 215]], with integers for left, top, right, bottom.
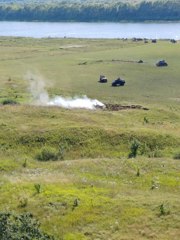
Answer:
[[0, 37, 180, 239]]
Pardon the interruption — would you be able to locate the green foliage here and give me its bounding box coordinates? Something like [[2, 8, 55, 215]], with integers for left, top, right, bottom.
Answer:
[[143, 116, 149, 124], [159, 203, 170, 216], [58, 145, 65, 160], [128, 139, 141, 158], [36, 147, 59, 161], [72, 198, 80, 210], [0, 1, 179, 21], [2, 99, 18, 105], [173, 152, 180, 159], [22, 159, 27, 168], [151, 179, 159, 190], [18, 197, 28, 208], [0, 212, 54, 240], [34, 183, 42, 194], [136, 167, 140, 177]]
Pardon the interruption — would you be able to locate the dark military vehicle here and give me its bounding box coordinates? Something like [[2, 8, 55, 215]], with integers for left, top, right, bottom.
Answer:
[[152, 39, 157, 43], [170, 39, 177, 43], [156, 60, 168, 67], [112, 78, 125, 86], [99, 75, 107, 83]]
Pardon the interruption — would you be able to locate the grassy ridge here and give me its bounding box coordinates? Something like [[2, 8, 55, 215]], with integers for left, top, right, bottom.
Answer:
[[0, 37, 180, 239], [0, 105, 180, 161]]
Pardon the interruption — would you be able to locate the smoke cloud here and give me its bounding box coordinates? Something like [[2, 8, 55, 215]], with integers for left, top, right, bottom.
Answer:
[[26, 72, 105, 110]]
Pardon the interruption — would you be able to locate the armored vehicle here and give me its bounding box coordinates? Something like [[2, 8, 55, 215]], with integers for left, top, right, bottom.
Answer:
[[112, 78, 125, 86], [99, 75, 107, 83], [156, 60, 168, 67]]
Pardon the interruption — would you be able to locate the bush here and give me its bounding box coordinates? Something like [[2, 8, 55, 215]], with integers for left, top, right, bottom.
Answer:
[[173, 152, 180, 160], [36, 147, 59, 161], [128, 139, 141, 158], [0, 212, 54, 240], [158, 203, 170, 216], [34, 183, 42, 194], [2, 99, 18, 105]]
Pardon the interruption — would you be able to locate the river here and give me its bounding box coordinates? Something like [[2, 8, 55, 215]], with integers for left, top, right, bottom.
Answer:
[[0, 21, 180, 39]]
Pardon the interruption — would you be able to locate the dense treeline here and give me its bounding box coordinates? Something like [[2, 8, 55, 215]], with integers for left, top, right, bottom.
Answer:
[[0, 1, 179, 21]]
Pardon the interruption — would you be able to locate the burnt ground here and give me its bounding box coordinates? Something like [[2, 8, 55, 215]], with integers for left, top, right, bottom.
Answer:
[[103, 104, 149, 111]]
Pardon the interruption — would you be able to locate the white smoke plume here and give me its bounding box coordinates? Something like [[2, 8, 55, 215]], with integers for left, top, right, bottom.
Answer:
[[48, 96, 104, 110], [26, 72, 105, 110]]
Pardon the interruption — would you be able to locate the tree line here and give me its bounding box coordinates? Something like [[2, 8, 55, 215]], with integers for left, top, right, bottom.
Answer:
[[0, 1, 179, 21]]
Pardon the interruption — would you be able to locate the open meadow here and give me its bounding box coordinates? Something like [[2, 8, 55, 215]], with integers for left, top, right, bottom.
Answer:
[[0, 37, 180, 239]]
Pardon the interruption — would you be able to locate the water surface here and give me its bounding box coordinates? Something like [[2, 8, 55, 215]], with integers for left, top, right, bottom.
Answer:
[[0, 22, 179, 39]]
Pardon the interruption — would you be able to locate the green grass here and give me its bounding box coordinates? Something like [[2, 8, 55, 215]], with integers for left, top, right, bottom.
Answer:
[[0, 37, 180, 239]]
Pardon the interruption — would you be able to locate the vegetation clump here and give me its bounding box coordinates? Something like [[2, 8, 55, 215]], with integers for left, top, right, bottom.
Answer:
[[36, 147, 60, 161], [0, 212, 54, 240], [173, 152, 180, 160], [34, 183, 42, 194], [159, 203, 170, 216], [128, 139, 141, 158], [2, 99, 18, 105]]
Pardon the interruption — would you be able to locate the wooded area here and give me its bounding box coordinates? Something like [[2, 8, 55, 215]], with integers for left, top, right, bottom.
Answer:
[[0, 1, 179, 21]]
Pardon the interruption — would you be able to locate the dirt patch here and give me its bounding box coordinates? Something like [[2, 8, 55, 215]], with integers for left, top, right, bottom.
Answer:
[[104, 104, 149, 111], [60, 44, 86, 49]]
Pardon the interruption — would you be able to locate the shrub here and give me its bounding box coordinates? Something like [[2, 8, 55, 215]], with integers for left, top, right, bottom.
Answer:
[[0, 212, 54, 240], [128, 139, 141, 158], [136, 168, 140, 177], [143, 116, 149, 124], [34, 183, 42, 194], [18, 197, 28, 208], [58, 145, 65, 160], [159, 203, 170, 216], [36, 147, 59, 161], [2, 99, 18, 105], [148, 148, 163, 158], [36, 146, 65, 161], [173, 152, 180, 160], [151, 179, 159, 190], [22, 159, 27, 168]]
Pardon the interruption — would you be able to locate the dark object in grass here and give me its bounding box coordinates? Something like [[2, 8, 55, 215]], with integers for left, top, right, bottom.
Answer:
[[159, 203, 170, 216], [99, 75, 107, 83], [128, 139, 141, 158], [170, 39, 177, 43], [78, 61, 87, 65], [173, 152, 180, 160], [72, 198, 80, 210], [156, 60, 168, 67], [36, 147, 59, 161], [152, 39, 157, 43], [138, 60, 143, 63], [105, 104, 149, 111], [112, 77, 125, 86], [136, 168, 140, 177], [2, 99, 18, 105]]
